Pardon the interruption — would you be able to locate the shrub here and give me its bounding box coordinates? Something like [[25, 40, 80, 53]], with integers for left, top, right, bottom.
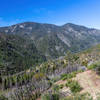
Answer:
[[66, 80, 82, 93], [0, 95, 8, 100], [61, 93, 93, 100], [59, 84, 64, 89], [41, 93, 59, 100], [51, 77, 60, 83], [41, 94, 51, 100], [61, 72, 77, 80], [34, 73, 44, 80], [52, 93, 59, 100], [53, 84, 59, 93], [88, 62, 100, 70], [82, 60, 88, 67]]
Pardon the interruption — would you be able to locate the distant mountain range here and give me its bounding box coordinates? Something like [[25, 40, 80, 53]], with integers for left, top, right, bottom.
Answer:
[[0, 22, 100, 74]]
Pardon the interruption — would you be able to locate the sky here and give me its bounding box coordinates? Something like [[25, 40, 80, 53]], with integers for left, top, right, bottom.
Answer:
[[0, 0, 100, 29]]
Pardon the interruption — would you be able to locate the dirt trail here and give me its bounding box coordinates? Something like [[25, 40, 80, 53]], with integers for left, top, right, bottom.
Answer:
[[75, 70, 100, 100], [37, 70, 100, 100], [55, 70, 100, 100]]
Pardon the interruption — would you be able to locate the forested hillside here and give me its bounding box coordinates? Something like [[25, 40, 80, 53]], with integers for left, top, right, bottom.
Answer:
[[0, 22, 100, 59], [0, 32, 46, 75], [1, 22, 100, 100]]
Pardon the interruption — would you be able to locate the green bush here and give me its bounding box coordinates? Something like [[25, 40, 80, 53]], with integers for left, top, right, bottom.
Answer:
[[0, 95, 8, 100], [61, 93, 93, 100], [52, 93, 59, 100], [41, 93, 59, 100], [61, 72, 77, 80], [53, 84, 59, 93], [59, 84, 64, 89], [88, 62, 100, 70], [66, 80, 82, 93], [51, 77, 60, 83], [41, 94, 51, 100]]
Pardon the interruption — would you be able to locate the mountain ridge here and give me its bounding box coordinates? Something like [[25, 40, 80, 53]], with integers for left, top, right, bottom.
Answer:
[[0, 22, 100, 30], [0, 22, 100, 59], [1, 22, 100, 75]]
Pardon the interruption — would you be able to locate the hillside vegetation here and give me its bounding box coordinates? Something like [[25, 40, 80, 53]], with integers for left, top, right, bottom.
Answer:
[[1, 22, 100, 100], [0, 43, 100, 100], [1, 22, 100, 59], [0, 33, 46, 75]]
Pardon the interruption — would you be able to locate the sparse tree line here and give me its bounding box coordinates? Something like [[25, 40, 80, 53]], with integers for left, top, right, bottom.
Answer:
[[0, 53, 80, 100], [1, 51, 100, 100], [0, 72, 51, 100], [0, 53, 82, 99], [5, 75, 51, 100], [0, 71, 34, 90]]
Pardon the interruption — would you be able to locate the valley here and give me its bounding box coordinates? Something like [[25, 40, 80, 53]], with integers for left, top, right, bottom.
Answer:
[[0, 22, 100, 100]]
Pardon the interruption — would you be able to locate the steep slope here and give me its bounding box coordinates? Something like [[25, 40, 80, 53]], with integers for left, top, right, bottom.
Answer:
[[0, 22, 100, 59], [0, 32, 46, 75], [1, 44, 100, 100]]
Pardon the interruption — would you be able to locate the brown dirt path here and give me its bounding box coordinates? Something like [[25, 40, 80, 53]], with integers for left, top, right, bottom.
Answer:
[[75, 70, 100, 100], [37, 70, 100, 100]]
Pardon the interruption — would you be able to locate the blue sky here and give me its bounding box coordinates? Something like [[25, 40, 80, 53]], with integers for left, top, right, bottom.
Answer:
[[0, 0, 100, 28]]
